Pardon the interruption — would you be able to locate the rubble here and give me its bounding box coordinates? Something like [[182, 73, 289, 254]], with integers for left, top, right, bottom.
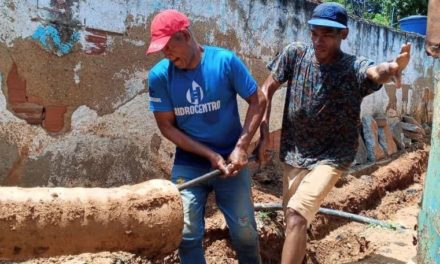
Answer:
[[356, 114, 426, 166], [362, 115, 385, 162]]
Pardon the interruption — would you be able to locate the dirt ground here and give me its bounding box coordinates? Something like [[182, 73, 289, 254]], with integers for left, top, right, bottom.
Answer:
[[0, 146, 428, 264]]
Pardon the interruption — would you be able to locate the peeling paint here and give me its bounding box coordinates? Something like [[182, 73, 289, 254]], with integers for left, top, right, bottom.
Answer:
[[32, 25, 80, 56], [71, 105, 98, 131], [77, 0, 127, 34], [0, 1, 39, 47], [73, 62, 81, 85], [123, 38, 145, 47], [0, 0, 438, 188], [0, 0, 436, 123], [0, 74, 22, 123], [112, 70, 148, 109]]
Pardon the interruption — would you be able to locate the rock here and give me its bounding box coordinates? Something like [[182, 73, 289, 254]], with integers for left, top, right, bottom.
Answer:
[[354, 135, 368, 165], [362, 116, 385, 162], [378, 123, 398, 156], [387, 116, 401, 128], [423, 124, 432, 136], [402, 115, 424, 135], [401, 121, 425, 143], [403, 137, 412, 148], [402, 115, 426, 136], [400, 122, 425, 135], [403, 130, 424, 141], [390, 122, 405, 150], [386, 108, 399, 118], [374, 116, 387, 127]]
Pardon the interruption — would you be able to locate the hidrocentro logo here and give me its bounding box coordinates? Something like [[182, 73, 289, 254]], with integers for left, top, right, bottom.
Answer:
[[186, 81, 204, 105]]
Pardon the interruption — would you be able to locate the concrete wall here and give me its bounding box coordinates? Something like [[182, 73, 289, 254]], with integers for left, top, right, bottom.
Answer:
[[0, 0, 437, 187]]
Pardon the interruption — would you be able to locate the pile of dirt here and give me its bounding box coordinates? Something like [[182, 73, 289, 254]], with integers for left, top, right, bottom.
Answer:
[[0, 147, 428, 264]]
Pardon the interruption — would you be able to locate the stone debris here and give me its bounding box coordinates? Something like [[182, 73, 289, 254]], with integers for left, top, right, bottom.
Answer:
[[357, 114, 426, 165], [362, 115, 385, 162]]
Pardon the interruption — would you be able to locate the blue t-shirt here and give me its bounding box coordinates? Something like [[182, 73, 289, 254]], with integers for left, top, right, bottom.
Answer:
[[148, 46, 257, 168]]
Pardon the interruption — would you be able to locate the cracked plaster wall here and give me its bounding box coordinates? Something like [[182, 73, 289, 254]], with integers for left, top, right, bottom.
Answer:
[[0, 0, 437, 187]]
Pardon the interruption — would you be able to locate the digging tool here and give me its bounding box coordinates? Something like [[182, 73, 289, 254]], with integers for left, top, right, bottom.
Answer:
[[0, 155, 259, 260], [254, 203, 408, 231], [177, 155, 258, 191]]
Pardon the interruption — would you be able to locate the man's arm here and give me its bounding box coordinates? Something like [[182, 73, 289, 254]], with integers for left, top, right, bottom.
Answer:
[[256, 74, 282, 166], [153, 111, 230, 174], [227, 88, 266, 176], [366, 43, 411, 88]]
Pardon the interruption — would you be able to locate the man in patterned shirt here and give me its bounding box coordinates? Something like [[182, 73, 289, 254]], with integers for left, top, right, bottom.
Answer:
[[256, 2, 411, 263]]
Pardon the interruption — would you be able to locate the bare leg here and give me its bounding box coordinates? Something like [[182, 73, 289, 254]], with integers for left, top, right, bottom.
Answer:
[[281, 208, 308, 264]]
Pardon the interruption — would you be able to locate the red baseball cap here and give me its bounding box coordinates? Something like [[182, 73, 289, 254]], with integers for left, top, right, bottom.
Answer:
[[146, 10, 190, 55]]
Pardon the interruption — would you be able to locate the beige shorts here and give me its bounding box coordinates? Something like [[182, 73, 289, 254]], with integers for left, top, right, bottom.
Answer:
[[282, 163, 344, 225]]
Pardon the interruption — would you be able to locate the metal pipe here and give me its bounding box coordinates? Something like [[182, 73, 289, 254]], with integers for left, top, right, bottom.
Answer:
[[254, 203, 408, 231], [177, 154, 259, 191]]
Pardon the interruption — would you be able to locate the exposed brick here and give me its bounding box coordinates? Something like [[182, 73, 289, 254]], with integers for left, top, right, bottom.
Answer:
[[43, 106, 67, 132], [85, 28, 107, 55], [15, 112, 44, 125], [11, 102, 44, 125], [12, 102, 43, 114], [6, 63, 27, 104]]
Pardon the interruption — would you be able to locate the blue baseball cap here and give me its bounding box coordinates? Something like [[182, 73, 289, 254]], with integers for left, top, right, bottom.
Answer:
[[308, 2, 348, 29]]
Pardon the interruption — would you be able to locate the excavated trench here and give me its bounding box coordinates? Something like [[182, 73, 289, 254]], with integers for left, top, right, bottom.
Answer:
[[148, 146, 428, 264], [250, 147, 427, 263], [0, 146, 429, 264]]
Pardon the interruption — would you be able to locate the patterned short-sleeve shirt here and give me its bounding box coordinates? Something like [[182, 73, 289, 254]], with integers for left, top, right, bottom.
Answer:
[[268, 42, 382, 169]]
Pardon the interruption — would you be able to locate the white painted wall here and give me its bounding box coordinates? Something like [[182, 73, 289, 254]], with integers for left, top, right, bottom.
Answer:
[[0, 0, 437, 186]]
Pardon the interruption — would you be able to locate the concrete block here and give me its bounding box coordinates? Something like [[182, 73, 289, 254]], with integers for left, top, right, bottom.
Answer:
[[362, 115, 385, 162], [403, 137, 412, 148], [400, 122, 425, 136], [374, 113, 387, 127], [354, 135, 368, 165], [389, 122, 405, 150], [402, 115, 426, 135], [378, 123, 398, 156]]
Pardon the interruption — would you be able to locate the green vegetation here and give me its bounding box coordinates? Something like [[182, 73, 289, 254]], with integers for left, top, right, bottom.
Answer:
[[325, 0, 428, 27]]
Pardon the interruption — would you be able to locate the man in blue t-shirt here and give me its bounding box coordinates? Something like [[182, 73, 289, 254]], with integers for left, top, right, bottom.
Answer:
[[146, 10, 265, 264]]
